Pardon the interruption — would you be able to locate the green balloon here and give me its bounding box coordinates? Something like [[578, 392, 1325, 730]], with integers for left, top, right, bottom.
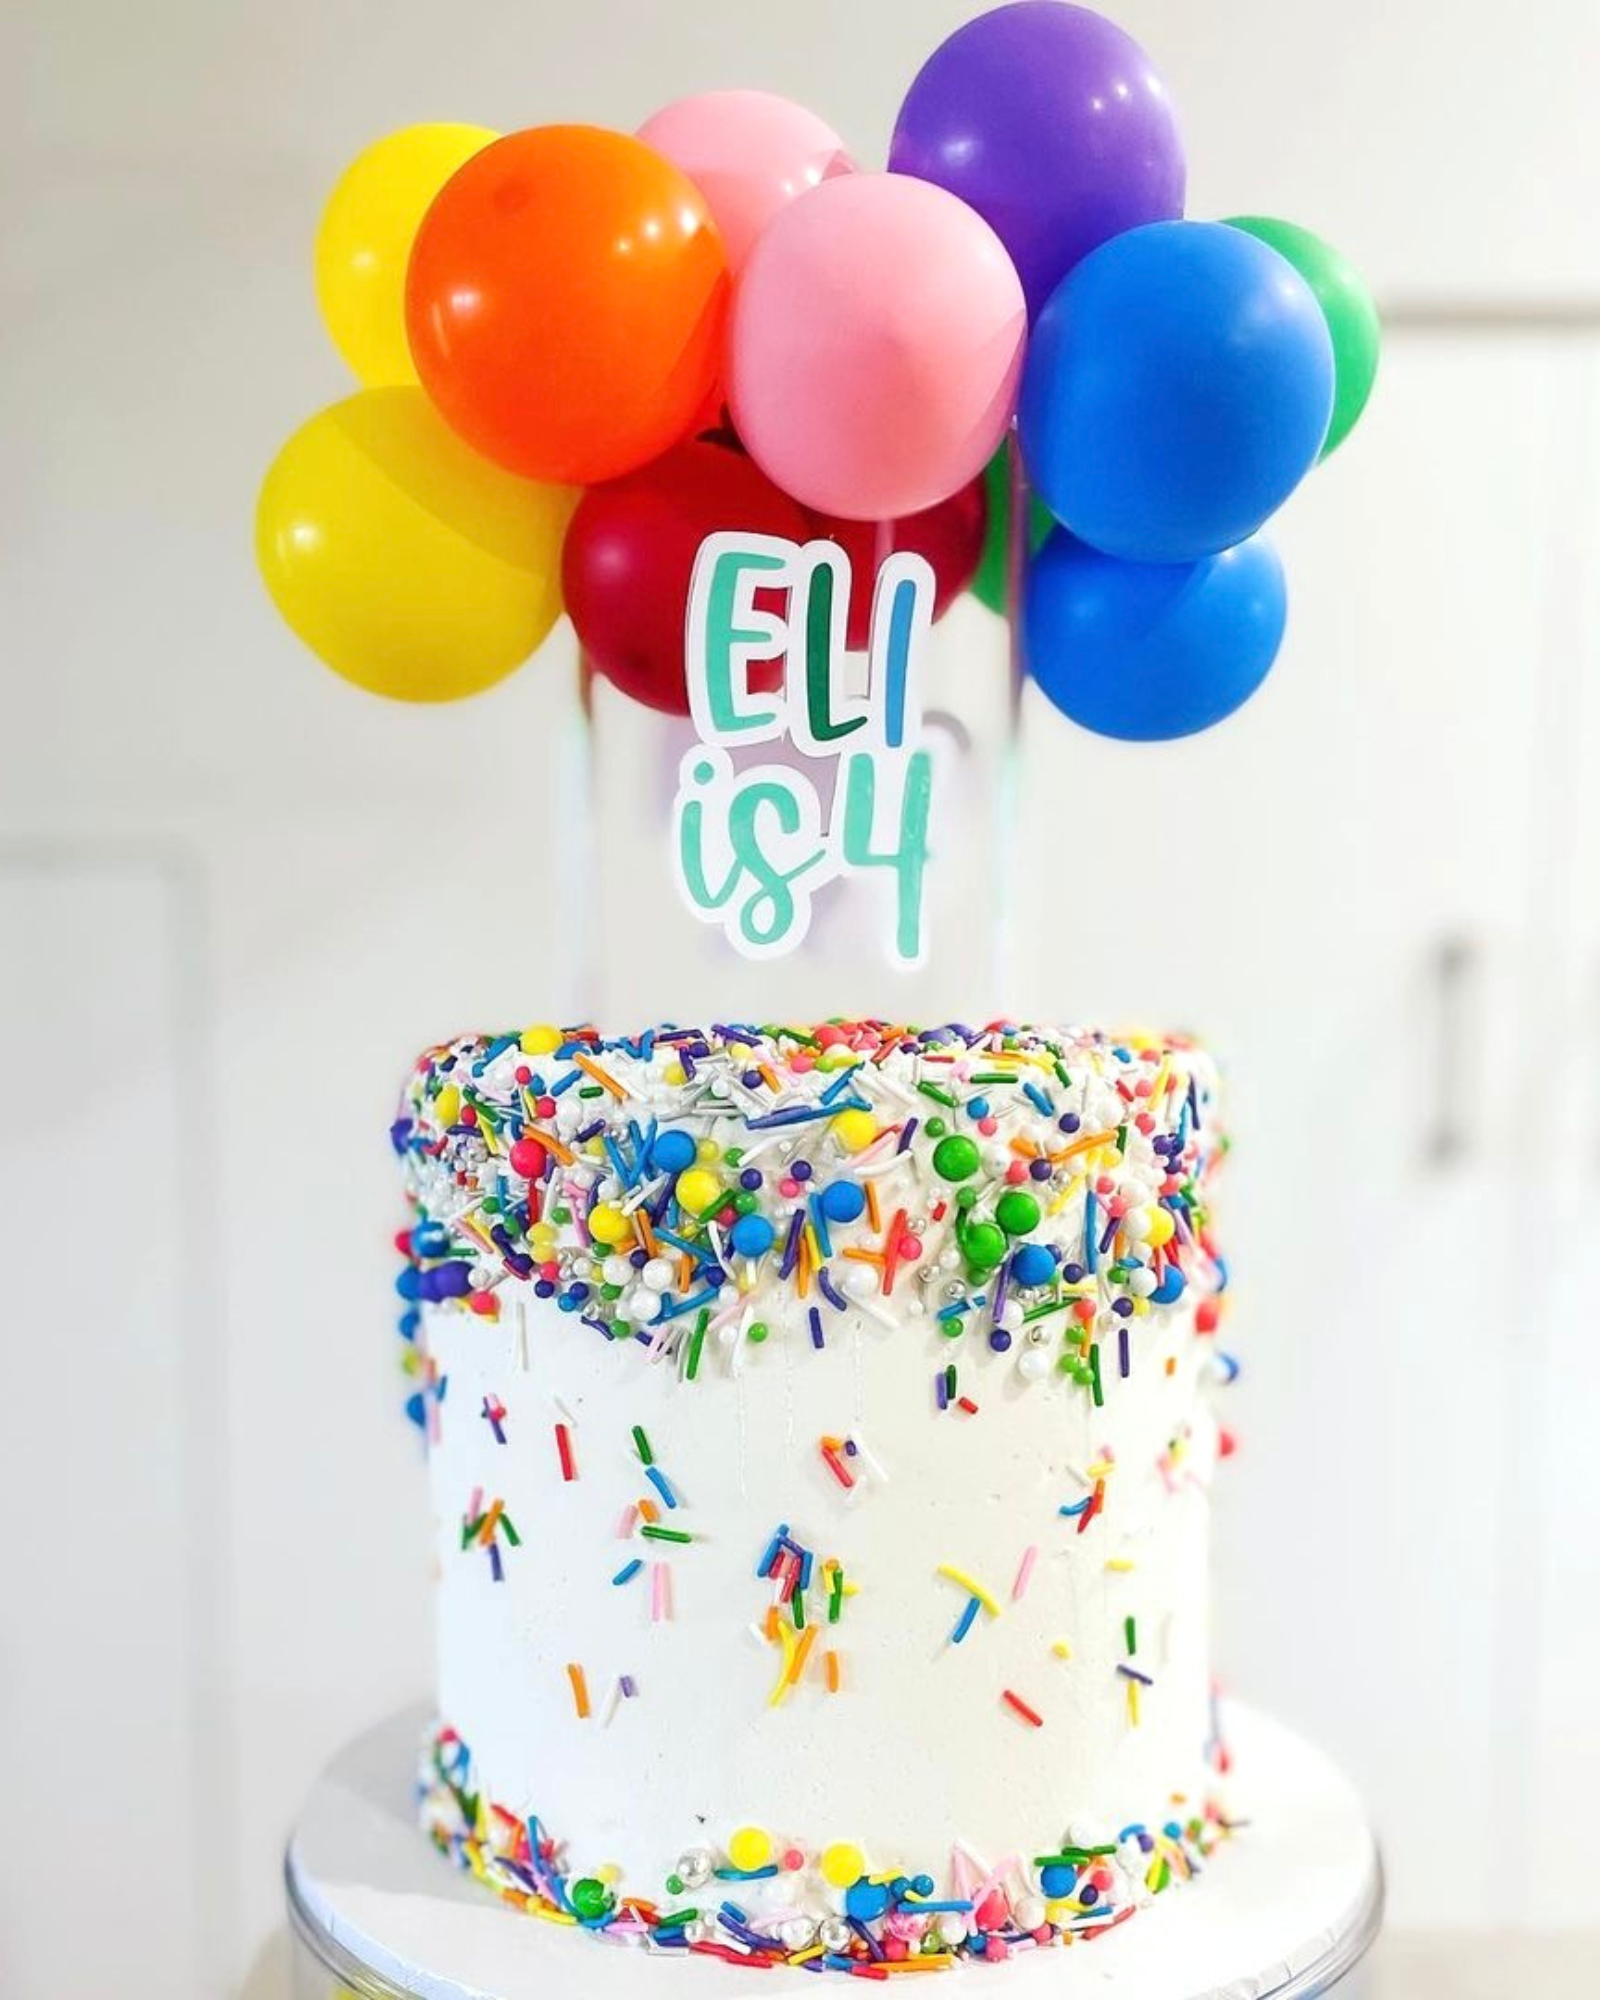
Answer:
[[1225, 216, 1380, 459], [972, 443, 1055, 614]]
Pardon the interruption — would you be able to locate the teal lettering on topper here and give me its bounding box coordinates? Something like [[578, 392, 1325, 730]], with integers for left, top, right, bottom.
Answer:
[[839, 746, 933, 964], [802, 548, 866, 747], [689, 539, 790, 740], [672, 535, 938, 964], [674, 749, 829, 955]]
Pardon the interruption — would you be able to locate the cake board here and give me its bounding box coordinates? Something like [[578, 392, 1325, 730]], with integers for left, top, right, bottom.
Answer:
[[285, 1704, 1382, 2000]]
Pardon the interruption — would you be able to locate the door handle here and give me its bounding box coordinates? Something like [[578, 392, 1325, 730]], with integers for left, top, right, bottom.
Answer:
[[1426, 935, 1476, 1168]]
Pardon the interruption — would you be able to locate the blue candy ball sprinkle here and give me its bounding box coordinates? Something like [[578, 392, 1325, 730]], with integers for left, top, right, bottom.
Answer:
[[729, 1214, 777, 1258], [1010, 1243, 1057, 1288], [650, 1129, 697, 1175], [818, 1179, 867, 1224], [844, 1880, 892, 1922]]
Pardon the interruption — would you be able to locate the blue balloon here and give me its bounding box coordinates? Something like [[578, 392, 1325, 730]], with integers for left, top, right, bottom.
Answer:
[[1024, 529, 1286, 741], [1019, 221, 1335, 563]]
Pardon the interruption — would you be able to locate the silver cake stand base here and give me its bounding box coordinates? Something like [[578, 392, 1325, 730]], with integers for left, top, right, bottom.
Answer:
[[285, 1704, 1382, 2000]]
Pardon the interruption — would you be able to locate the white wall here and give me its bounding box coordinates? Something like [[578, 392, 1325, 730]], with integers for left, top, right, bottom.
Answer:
[[3, 2, 1599, 1993]]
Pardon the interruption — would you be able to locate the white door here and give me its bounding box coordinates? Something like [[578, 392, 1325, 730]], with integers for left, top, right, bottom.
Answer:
[[0, 858, 225, 1998], [1522, 334, 1600, 1923], [1015, 330, 1577, 1923]]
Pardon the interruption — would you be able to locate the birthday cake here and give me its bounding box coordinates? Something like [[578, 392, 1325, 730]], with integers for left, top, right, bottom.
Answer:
[[394, 1018, 1235, 1972]]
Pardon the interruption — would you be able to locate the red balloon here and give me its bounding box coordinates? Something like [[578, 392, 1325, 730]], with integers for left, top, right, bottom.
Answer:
[[563, 438, 812, 715], [803, 479, 988, 650]]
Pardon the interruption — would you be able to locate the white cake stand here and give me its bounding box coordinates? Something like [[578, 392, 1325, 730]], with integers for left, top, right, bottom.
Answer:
[[284, 1705, 1382, 2000]]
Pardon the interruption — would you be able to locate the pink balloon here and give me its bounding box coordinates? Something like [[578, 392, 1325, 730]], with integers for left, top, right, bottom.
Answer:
[[638, 90, 856, 272], [729, 173, 1026, 521]]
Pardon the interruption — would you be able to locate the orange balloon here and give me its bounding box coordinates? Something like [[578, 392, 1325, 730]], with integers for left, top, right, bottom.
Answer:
[[405, 125, 731, 485]]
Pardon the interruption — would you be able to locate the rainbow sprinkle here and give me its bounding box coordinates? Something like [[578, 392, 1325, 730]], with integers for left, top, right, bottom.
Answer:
[[1001, 1689, 1045, 1729], [420, 1723, 1232, 1974], [461, 1494, 519, 1581], [393, 1023, 1224, 1400], [554, 1421, 576, 1482], [936, 1565, 1000, 1618]]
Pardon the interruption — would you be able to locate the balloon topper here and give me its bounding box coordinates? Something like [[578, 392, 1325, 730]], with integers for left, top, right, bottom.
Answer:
[[256, 2, 1379, 944]]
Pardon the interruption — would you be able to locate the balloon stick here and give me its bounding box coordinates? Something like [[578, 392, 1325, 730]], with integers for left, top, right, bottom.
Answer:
[[575, 649, 601, 1015], [995, 428, 1030, 1002]]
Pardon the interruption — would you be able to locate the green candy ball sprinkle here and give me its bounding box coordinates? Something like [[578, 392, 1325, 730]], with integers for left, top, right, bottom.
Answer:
[[570, 1877, 614, 1920], [995, 1189, 1041, 1236], [961, 1220, 1007, 1272], [932, 1134, 980, 1181]]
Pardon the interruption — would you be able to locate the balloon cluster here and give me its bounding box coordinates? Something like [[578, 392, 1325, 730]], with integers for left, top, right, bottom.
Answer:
[[257, 2, 1377, 739]]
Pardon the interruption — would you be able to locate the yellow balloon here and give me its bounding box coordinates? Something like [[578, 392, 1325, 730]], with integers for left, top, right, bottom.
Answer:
[[315, 123, 498, 387], [256, 387, 577, 701]]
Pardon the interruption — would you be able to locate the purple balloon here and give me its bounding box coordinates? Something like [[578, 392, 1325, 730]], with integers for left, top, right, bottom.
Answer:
[[889, 2, 1185, 319]]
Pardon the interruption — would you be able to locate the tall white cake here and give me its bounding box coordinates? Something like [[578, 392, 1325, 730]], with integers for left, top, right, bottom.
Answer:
[[394, 1019, 1234, 1971]]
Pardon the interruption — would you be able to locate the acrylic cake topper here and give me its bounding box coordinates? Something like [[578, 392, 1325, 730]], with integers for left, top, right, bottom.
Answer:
[[671, 533, 935, 965]]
